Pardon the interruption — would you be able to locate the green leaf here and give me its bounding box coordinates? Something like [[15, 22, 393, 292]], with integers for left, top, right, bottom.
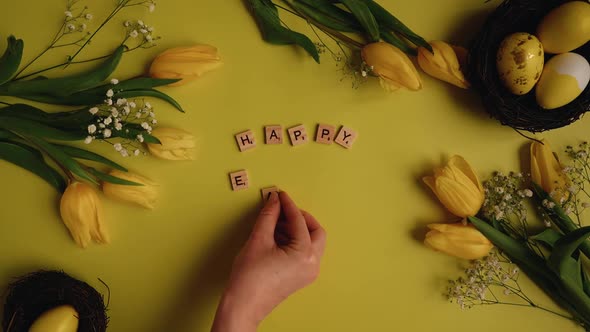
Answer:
[[0, 140, 66, 192], [358, 0, 431, 51], [54, 144, 127, 172], [582, 268, 590, 297], [247, 0, 320, 63], [291, 0, 360, 32], [0, 128, 19, 140], [0, 45, 125, 97], [115, 89, 184, 112], [340, 0, 379, 42], [27, 136, 97, 185], [0, 36, 24, 85], [531, 228, 563, 249], [0, 116, 85, 140], [379, 29, 416, 55], [469, 216, 552, 279], [549, 227, 590, 283], [87, 167, 142, 186], [113, 126, 160, 144]]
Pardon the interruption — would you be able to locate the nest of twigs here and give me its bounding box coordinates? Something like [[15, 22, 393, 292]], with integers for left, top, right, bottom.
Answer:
[[2, 270, 109, 332], [467, 0, 590, 133]]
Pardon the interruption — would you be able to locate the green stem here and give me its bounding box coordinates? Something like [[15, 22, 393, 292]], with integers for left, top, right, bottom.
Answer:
[[482, 301, 575, 321], [14, 21, 67, 79]]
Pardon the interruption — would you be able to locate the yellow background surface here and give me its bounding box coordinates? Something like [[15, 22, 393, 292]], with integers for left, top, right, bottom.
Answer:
[[0, 0, 588, 331]]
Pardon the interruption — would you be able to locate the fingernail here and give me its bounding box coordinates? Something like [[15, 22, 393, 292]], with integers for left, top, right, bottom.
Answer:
[[269, 191, 279, 203]]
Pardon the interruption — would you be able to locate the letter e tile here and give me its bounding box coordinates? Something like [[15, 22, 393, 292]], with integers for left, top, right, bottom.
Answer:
[[287, 124, 309, 146], [229, 170, 249, 191], [235, 130, 256, 152], [265, 125, 283, 144], [315, 124, 336, 144], [335, 126, 358, 149]]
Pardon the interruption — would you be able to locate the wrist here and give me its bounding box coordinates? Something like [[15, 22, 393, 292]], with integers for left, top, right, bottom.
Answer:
[[212, 290, 259, 332]]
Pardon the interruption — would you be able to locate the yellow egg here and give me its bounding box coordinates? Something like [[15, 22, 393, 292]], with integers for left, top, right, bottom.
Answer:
[[496, 32, 544, 95], [536, 53, 590, 109], [537, 1, 590, 54], [28, 305, 79, 332]]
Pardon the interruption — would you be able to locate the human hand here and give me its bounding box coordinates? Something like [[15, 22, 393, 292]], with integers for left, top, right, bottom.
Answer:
[[211, 191, 327, 332]]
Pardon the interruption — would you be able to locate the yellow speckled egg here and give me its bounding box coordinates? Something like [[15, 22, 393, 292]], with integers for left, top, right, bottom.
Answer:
[[536, 52, 590, 109], [28, 305, 79, 332], [496, 32, 544, 95], [537, 1, 590, 54]]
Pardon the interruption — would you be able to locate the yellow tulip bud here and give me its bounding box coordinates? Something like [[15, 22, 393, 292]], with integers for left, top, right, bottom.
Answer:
[[29, 305, 79, 332], [147, 127, 196, 160], [530, 139, 569, 203], [417, 41, 470, 89], [149, 44, 222, 86], [423, 155, 484, 217], [424, 222, 493, 260], [361, 42, 422, 91], [103, 170, 158, 209], [59, 181, 108, 248]]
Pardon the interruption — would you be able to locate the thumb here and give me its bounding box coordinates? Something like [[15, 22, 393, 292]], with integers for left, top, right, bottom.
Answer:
[[252, 192, 281, 240]]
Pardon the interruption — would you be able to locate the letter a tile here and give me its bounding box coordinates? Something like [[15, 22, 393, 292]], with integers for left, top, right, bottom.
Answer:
[[265, 125, 283, 144], [235, 130, 256, 152], [315, 124, 336, 144], [287, 124, 309, 146], [335, 126, 358, 149], [229, 170, 249, 191]]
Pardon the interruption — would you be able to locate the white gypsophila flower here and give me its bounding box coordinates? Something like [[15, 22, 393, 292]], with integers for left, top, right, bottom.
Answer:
[[89, 107, 99, 115], [111, 108, 119, 117], [121, 149, 129, 157], [135, 112, 142, 118], [115, 122, 123, 131], [88, 124, 97, 134], [149, 111, 155, 118], [544, 220, 552, 227], [141, 122, 150, 129], [67, 23, 76, 31], [99, 123, 106, 128], [103, 129, 112, 138], [145, 102, 152, 109], [105, 98, 113, 105], [114, 143, 123, 151], [129, 30, 139, 38], [129, 101, 136, 108], [84, 136, 93, 144], [145, 35, 153, 42], [85, 13, 93, 20], [110, 78, 119, 85], [79, 23, 87, 31], [148, 26, 154, 32], [134, 149, 141, 156], [149, 3, 156, 12], [116, 98, 126, 106], [137, 134, 144, 143], [137, 20, 144, 26], [104, 117, 112, 125], [523, 189, 533, 197], [361, 70, 367, 77], [124, 20, 131, 27], [122, 106, 130, 115], [106, 89, 114, 97], [65, 10, 73, 18], [151, 119, 157, 124], [140, 28, 148, 34]]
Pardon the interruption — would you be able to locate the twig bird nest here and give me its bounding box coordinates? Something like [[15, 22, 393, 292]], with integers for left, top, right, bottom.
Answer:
[[467, 0, 590, 133], [2, 270, 108, 332]]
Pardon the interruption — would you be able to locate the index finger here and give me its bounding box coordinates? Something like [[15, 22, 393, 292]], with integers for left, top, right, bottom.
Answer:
[[279, 191, 311, 247]]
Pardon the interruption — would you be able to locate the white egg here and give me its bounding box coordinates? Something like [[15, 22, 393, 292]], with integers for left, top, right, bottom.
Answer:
[[535, 53, 590, 109]]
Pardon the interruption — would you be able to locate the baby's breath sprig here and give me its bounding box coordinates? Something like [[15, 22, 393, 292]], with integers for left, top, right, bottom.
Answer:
[[448, 251, 572, 320], [563, 142, 590, 227]]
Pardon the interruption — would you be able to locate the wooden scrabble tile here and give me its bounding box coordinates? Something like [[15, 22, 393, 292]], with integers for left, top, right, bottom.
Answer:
[[315, 124, 336, 144], [265, 125, 283, 144], [229, 170, 249, 191], [335, 126, 358, 149], [287, 124, 309, 146], [261, 186, 279, 202], [235, 130, 256, 152]]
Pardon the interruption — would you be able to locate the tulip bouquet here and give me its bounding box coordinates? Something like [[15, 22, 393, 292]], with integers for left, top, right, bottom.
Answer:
[[246, 0, 470, 90], [0, 0, 218, 248], [423, 141, 590, 329]]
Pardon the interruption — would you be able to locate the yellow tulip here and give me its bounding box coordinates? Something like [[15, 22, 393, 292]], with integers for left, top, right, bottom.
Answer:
[[417, 41, 470, 89], [361, 42, 422, 91], [147, 127, 196, 160], [530, 139, 569, 203], [149, 44, 222, 86], [423, 155, 484, 217], [103, 170, 158, 209], [424, 222, 493, 260], [59, 181, 109, 248]]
